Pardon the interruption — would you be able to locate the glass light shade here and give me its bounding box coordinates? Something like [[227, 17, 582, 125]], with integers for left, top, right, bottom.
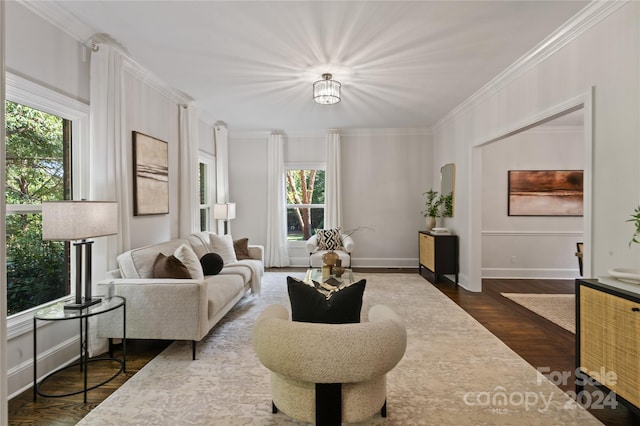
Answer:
[[42, 201, 118, 240], [213, 203, 236, 220], [313, 73, 341, 105]]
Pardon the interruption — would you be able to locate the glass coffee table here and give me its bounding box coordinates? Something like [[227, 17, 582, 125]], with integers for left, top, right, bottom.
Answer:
[[304, 268, 355, 297]]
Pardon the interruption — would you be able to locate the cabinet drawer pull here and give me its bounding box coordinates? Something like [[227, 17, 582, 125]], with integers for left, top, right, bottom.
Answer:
[[632, 307, 640, 312]]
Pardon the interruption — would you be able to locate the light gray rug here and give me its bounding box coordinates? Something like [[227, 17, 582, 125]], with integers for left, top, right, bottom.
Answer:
[[501, 293, 575, 334], [78, 273, 600, 425]]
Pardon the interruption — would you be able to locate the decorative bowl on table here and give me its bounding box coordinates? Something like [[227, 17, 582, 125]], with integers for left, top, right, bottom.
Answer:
[[608, 268, 640, 284]]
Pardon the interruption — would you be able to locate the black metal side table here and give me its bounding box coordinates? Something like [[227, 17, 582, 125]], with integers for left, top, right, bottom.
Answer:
[[33, 295, 126, 403]]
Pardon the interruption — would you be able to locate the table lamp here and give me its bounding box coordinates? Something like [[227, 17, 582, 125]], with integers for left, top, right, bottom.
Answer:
[[42, 201, 118, 310], [213, 203, 236, 234]]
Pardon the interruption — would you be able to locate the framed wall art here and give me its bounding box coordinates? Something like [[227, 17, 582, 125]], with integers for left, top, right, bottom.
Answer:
[[132, 131, 169, 216], [508, 170, 583, 216]]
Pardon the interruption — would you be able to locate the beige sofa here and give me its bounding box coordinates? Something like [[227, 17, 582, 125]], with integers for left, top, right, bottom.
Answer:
[[97, 231, 263, 359]]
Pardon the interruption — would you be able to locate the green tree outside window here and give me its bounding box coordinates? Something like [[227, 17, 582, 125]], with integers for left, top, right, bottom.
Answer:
[[5, 100, 70, 316]]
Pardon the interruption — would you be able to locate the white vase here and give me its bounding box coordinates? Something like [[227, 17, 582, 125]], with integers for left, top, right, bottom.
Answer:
[[425, 216, 436, 231]]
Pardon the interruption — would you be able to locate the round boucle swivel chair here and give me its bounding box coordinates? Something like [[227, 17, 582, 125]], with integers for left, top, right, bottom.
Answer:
[[253, 304, 407, 424]]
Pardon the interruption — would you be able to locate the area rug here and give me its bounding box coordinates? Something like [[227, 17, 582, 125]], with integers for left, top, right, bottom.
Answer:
[[78, 273, 599, 425], [501, 293, 575, 333]]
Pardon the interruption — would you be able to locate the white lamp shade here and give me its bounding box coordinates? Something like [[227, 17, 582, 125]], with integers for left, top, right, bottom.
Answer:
[[42, 201, 118, 240], [213, 203, 236, 220]]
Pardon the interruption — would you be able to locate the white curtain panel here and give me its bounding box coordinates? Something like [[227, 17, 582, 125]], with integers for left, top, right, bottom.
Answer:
[[265, 132, 290, 267], [324, 131, 342, 229], [214, 124, 230, 235], [89, 41, 132, 356], [89, 42, 132, 266], [179, 104, 200, 236]]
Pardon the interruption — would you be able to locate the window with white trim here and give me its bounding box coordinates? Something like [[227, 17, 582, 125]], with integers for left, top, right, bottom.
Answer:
[[5, 74, 88, 318], [198, 154, 216, 231], [285, 167, 325, 241]]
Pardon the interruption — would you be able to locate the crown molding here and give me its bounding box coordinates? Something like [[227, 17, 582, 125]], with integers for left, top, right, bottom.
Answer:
[[16, 0, 95, 45], [19, 0, 192, 105], [431, 0, 627, 132], [121, 58, 192, 105], [229, 127, 431, 140]]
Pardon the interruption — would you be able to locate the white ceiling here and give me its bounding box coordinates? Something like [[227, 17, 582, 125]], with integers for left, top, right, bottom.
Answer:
[[52, 0, 589, 132]]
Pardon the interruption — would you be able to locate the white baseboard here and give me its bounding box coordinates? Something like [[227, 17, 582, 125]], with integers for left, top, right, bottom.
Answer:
[[8, 336, 79, 399], [288, 257, 418, 269], [482, 267, 580, 280]]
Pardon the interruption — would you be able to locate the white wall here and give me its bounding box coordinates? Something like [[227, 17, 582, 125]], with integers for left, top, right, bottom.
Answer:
[[432, 2, 640, 291], [5, 1, 89, 103], [124, 70, 181, 248], [481, 125, 584, 279], [228, 128, 433, 268]]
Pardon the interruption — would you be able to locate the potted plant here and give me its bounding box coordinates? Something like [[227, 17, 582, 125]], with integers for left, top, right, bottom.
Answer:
[[609, 205, 640, 284], [627, 205, 640, 246], [422, 189, 441, 230]]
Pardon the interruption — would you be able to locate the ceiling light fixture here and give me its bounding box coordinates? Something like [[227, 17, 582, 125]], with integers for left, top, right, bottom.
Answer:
[[313, 73, 341, 105]]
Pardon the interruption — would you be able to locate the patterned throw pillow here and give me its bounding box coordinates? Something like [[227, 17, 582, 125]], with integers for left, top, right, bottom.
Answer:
[[316, 228, 344, 250]]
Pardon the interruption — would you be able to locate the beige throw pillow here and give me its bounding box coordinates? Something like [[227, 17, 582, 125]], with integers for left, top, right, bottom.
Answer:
[[174, 243, 204, 280], [209, 234, 238, 265]]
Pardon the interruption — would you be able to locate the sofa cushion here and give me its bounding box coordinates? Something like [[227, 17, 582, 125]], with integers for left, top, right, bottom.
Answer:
[[287, 276, 365, 324], [200, 252, 224, 276], [219, 263, 252, 283], [174, 243, 204, 280], [153, 253, 191, 279], [316, 228, 344, 250], [118, 238, 191, 279], [210, 234, 237, 264]]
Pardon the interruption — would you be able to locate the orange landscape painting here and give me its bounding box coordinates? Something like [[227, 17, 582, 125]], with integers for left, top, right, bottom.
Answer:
[[508, 170, 583, 216]]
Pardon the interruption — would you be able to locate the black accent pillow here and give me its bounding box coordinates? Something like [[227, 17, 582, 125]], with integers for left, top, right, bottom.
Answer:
[[287, 276, 366, 324], [200, 252, 224, 276]]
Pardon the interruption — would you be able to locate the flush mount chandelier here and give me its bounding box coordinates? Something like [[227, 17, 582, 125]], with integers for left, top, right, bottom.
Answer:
[[313, 73, 341, 105]]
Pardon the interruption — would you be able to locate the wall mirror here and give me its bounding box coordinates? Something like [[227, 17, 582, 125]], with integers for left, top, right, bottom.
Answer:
[[441, 163, 455, 217]]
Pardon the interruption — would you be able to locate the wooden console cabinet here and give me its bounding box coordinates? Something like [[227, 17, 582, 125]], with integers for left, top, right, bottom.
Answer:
[[418, 231, 458, 284], [576, 278, 640, 414]]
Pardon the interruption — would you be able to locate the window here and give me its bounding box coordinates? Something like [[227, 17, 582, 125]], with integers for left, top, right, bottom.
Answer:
[[5, 73, 88, 321], [198, 154, 216, 231], [285, 168, 325, 241], [5, 101, 71, 316]]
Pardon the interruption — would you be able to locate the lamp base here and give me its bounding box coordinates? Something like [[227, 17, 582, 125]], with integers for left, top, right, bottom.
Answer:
[[64, 297, 102, 310]]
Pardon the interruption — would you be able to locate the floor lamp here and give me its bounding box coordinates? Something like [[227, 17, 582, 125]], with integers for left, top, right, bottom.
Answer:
[[213, 203, 236, 235], [42, 201, 118, 310]]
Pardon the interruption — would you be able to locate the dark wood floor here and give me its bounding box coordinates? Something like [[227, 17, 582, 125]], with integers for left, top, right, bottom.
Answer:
[[7, 271, 638, 425], [8, 339, 171, 426], [431, 276, 638, 426]]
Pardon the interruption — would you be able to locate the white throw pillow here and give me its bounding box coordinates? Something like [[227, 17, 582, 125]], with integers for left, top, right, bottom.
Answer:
[[209, 233, 237, 265], [174, 243, 204, 280]]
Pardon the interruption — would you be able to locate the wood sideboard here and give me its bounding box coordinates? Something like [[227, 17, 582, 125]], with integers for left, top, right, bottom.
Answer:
[[418, 231, 458, 284], [576, 278, 640, 415]]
